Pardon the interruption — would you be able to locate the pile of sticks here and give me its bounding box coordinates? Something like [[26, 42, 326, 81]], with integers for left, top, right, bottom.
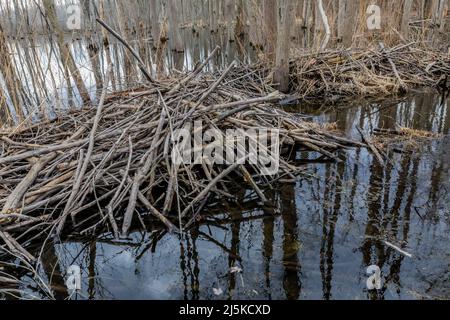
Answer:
[[371, 126, 444, 151], [287, 43, 450, 97], [0, 49, 367, 261]]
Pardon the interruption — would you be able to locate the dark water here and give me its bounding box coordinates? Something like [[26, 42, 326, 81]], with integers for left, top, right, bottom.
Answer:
[[2, 92, 449, 300]]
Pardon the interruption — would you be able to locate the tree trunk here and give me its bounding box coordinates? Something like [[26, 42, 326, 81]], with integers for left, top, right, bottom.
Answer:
[[317, 0, 331, 51], [224, 0, 235, 42], [337, 0, 356, 47], [168, 0, 184, 52], [98, 0, 116, 91], [425, 0, 438, 19], [0, 22, 25, 120], [82, 0, 103, 93], [400, 0, 413, 38], [114, 0, 136, 79], [235, 0, 246, 41], [264, 0, 277, 59], [150, 0, 161, 44], [42, 0, 91, 106], [273, 0, 293, 93], [302, 0, 312, 48], [434, 0, 448, 31]]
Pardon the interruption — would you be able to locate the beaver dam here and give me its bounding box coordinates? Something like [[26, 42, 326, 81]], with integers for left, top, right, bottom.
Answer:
[[0, 46, 364, 256], [0, 8, 450, 298]]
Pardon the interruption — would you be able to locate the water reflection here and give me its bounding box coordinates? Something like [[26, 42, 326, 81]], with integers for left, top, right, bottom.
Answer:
[[1, 92, 449, 300]]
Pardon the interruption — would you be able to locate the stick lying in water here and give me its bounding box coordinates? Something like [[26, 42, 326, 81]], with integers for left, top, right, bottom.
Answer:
[[384, 240, 413, 258], [356, 126, 385, 166]]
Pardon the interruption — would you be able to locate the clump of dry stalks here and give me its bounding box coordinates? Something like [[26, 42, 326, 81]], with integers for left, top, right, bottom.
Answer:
[[0, 46, 370, 263], [372, 126, 444, 151], [287, 43, 450, 98]]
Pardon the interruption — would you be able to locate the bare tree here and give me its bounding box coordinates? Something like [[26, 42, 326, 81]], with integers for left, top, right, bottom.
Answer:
[[337, 0, 357, 47], [167, 0, 184, 52], [224, 0, 236, 42], [274, 0, 293, 93], [82, 0, 103, 92], [434, 0, 448, 32], [263, 0, 277, 59], [42, 0, 91, 106], [0, 22, 24, 120], [400, 0, 413, 38], [317, 0, 331, 51], [150, 0, 161, 44]]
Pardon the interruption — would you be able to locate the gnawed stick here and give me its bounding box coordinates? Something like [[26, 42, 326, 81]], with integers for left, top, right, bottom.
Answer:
[[180, 163, 241, 219], [239, 165, 268, 203], [379, 42, 406, 91], [1, 152, 56, 216], [383, 240, 413, 258], [24, 170, 74, 205], [56, 65, 112, 237], [2, 215, 51, 232], [106, 137, 133, 239], [0, 231, 35, 262], [195, 60, 237, 107], [356, 126, 385, 166], [205, 92, 283, 116], [0, 276, 20, 285], [179, 60, 238, 123], [121, 175, 179, 234], [302, 141, 337, 160], [96, 18, 154, 84], [167, 46, 221, 95], [137, 191, 180, 234], [122, 108, 166, 236]]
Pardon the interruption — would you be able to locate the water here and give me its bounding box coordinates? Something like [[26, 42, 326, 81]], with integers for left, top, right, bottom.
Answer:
[[2, 91, 448, 300]]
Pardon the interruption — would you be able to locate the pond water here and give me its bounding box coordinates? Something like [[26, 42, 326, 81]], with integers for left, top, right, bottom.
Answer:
[[2, 91, 448, 300]]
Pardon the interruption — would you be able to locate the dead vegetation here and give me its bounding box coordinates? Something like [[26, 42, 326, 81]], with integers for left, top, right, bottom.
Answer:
[[286, 44, 450, 98], [373, 125, 444, 150]]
